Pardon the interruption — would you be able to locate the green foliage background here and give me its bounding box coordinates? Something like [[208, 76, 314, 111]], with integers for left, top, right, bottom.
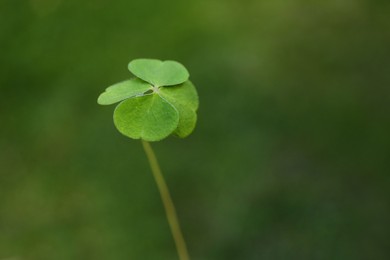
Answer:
[[1, 0, 389, 259]]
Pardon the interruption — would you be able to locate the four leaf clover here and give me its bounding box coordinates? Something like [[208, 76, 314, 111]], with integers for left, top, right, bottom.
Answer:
[[98, 59, 199, 141]]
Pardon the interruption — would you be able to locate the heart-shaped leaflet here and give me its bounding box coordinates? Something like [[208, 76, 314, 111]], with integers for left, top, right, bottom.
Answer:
[[128, 59, 189, 87]]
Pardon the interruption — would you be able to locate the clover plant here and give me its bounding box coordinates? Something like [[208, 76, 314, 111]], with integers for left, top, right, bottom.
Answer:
[[98, 59, 199, 260]]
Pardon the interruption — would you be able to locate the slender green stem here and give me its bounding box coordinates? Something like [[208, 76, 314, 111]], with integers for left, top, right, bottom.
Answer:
[[141, 140, 190, 260]]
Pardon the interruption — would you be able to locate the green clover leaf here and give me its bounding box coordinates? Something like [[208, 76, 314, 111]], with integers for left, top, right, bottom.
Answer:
[[98, 59, 199, 142]]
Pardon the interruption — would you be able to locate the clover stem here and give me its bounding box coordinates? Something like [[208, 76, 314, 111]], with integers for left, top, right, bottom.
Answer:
[[141, 140, 190, 260]]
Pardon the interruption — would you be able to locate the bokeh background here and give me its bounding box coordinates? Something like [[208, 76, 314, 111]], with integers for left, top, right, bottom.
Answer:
[[1, 0, 389, 259]]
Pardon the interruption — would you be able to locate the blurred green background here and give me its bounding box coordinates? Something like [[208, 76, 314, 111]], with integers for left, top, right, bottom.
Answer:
[[1, 0, 389, 259]]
